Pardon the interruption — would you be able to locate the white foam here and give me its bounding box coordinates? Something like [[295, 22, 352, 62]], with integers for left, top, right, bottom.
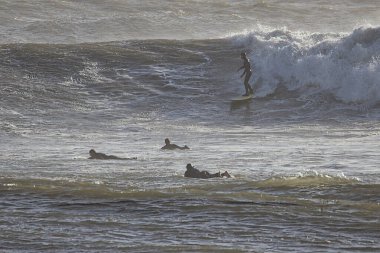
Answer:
[[230, 25, 380, 106], [79, 61, 112, 83]]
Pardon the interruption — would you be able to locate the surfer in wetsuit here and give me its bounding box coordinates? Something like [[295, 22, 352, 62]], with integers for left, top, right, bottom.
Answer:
[[161, 138, 189, 150], [237, 52, 254, 96], [184, 163, 231, 179], [88, 149, 137, 160]]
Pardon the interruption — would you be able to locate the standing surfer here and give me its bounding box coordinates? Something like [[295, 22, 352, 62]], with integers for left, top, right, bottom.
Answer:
[[237, 52, 254, 96]]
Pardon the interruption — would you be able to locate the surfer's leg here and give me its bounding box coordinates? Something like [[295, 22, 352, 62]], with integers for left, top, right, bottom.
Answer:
[[245, 72, 253, 94], [210, 172, 221, 178], [243, 73, 251, 95], [221, 171, 231, 178], [201, 171, 211, 179]]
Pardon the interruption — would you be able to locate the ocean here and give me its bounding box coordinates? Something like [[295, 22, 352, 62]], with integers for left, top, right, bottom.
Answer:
[[1, 0, 380, 252]]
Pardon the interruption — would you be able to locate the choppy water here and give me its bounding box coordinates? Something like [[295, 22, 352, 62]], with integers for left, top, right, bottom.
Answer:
[[1, 1, 380, 252]]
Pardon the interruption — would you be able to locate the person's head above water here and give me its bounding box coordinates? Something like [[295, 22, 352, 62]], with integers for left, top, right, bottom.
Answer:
[[186, 163, 193, 170], [241, 52, 247, 59], [89, 149, 96, 156], [165, 138, 170, 145]]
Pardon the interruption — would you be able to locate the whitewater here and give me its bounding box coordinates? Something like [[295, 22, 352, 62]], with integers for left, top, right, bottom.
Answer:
[[1, 1, 380, 252]]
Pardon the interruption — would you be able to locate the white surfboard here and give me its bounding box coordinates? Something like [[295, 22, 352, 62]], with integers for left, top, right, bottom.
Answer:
[[231, 93, 253, 102]]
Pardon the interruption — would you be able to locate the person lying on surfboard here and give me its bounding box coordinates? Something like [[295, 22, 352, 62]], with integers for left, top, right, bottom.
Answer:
[[161, 138, 189, 150], [237, 52, 254, 96], [88, 149, 137, 160], [184, 163, 231, 179]]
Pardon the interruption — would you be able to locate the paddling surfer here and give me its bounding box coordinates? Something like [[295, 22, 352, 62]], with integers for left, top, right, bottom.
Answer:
[[161, 138, 189, 150], [184, 163, 231, 179], [237, 52, 254, 96], [88, 149, 137, 160]]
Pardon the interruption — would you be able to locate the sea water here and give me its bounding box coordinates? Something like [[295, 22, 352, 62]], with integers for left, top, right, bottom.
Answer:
[[1, 1, 379, 252]]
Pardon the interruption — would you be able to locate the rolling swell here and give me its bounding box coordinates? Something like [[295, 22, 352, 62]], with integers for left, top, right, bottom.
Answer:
[[1, 174, 379, 213], [1, 26, 380, 130]]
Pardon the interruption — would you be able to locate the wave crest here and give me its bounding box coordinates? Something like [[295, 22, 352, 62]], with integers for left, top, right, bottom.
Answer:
[[257, 170, 359, 188], [230, 25, 380, 106]]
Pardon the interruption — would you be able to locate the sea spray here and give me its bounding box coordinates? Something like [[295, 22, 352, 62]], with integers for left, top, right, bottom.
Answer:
[[231, 26, 380, 106]]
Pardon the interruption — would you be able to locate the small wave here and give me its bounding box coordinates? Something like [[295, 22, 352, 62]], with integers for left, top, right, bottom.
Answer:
[[257, 170, 359, 188]]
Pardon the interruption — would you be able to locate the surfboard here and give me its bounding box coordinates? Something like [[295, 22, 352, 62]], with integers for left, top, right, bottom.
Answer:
[[231, 93, 253, 102]]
